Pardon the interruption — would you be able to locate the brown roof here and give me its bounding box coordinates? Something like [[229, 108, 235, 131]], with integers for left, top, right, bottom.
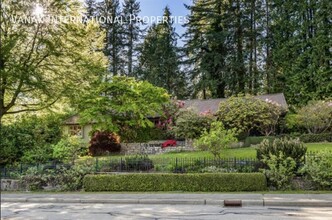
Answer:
[[183, 93, 288, 114], [63, 114, 80, 125]]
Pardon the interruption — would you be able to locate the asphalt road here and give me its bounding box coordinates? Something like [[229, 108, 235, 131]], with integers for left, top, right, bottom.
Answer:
[[1, 202, 332, 220]]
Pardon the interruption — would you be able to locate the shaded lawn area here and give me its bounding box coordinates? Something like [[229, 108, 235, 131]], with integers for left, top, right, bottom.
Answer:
[[78, 142, 332, 163]]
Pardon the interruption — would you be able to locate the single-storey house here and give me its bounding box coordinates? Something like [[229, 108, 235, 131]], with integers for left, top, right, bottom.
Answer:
[[63, 93, 288, 142]]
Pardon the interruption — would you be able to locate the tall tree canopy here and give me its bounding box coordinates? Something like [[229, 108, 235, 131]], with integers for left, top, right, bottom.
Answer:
[[96, 0, 124, 77], [183, 0, 331, 104], [0, 0, 107, 124], [122, 0, 142, 77], [138, 7, 187, 99]]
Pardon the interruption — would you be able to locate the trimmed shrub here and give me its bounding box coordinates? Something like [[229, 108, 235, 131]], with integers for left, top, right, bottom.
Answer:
[[256, 138, 307, 166], [298, 133, 332, 143], [245, 133, 332, 147], [83, 173, 267, 192], [89, 131, 121, 156]]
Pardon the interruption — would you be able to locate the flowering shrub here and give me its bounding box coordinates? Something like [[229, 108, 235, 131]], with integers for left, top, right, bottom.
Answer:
[[156, 100, 185, 131], [217, 95, 285, 137]]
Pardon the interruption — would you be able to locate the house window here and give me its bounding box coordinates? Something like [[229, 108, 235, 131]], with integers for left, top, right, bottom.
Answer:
[[69, 125, 83, 137]]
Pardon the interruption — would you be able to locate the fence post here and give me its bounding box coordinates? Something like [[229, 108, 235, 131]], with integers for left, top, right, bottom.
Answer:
[[95, 158, 99, 172], [234, 157, 236, 168], [175, 158, 178, 172], [120, 158, 122, 172], [20, 163, 23, 175]]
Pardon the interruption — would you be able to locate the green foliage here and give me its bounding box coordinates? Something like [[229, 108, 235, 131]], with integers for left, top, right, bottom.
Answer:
[[298, 133, 332, 143], [124, 155, 154, 171], [122, 0, 142, 77], [78, 76, 170, 141], [138, 7, 188, 99], [0, 114, 63, 165], [217, 95, 284, 138], [19, 167, 47, 191], [0, 0, 107, 123], [53, 136, 88, 163], [284, 113, 305, 133], [172, 110, 214, 139], [301, 150, 332, 190], [261, 153, 297, 190], [194, 122, 237, 158], [245, 133, 332, 147], [297, 100, 332, 134], [124, 126, 168, 143], [20, 164, 95, 191], [97, 0, 124, 76], [83, 173, 267, 192], [244, 136, 277, 147], [200, 166, 237, 173], [256, 138, 307, 166]]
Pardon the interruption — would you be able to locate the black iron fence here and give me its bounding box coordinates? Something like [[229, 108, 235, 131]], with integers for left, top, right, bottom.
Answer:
[[1, 151, 330, 178]]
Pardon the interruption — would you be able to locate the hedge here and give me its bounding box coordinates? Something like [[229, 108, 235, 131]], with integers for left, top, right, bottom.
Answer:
[[244, 136, 277, 147], [83, 173, 267, 192], [297, 133, 332, 143], [244, 133, 332, 147]]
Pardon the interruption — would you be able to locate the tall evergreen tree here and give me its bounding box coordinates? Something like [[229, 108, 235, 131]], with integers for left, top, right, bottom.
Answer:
[[183, 0, 331, 105], [97, 0, 124, 78], [122, 0, 142, 77], [138, 7, 187, 99], [183, 0, 229, 98], [84, 0, 97, 19]]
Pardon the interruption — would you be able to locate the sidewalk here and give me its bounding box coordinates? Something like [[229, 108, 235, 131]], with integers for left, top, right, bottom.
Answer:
[[1, 193, 332, 207]]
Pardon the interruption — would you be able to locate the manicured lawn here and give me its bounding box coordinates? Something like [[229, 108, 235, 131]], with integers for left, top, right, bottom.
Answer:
[[305, 142, 332, 152], [78, 142, 332, 163]]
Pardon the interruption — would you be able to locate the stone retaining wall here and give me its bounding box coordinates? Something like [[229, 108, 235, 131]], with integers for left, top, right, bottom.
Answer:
[[1, 179, 21, 191], [122, 140, 195, 155]]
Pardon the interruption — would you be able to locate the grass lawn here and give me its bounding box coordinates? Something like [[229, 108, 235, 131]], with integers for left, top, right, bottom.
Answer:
[[78, 142, 332, 163]]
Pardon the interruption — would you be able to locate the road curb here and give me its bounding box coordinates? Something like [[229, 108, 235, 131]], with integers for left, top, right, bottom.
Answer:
[[3, 198, 332, 207], [264, 200, 332, 207]]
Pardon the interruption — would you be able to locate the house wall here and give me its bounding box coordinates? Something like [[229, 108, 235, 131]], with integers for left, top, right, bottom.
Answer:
[[62, 124, 93, 143], [83, 124, 93, 142]]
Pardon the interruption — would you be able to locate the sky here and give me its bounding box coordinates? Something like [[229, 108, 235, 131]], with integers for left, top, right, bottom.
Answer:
[[124, 0, 192, 43]]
